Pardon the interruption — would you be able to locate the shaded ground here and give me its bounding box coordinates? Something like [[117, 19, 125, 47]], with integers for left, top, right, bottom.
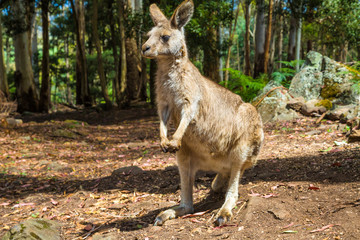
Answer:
[[0, 105, 359, 239]]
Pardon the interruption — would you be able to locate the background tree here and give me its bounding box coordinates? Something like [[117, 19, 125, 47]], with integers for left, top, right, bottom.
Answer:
[[91, 0, 112, 109], [39, 0, 50, 112], [11, 0, 39, 113], [0, 13, 9, 98]]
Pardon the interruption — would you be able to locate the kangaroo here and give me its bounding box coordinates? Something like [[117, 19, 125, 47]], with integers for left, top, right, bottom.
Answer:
[[142, 0, 264, 226]]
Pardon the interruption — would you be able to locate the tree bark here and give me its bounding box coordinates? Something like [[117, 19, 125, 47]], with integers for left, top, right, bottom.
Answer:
[[30, 11, 39, 88], [149, 59, 156, 106], [12, 0, 39, 113], [39, 0, 51, 112], [203, 27, 221, 83], [277, 4, 283, 69], [224, 0, 241, 86], [287, 15, 297, 61], [92, 0, 112, 109], [263, 0, 273, 74], [0, 14, 9, 99], [71, 0, 91, 106], [117, 0, 128, 107], [253, 0, 266, 78], [295, 0, 303, 71], [244, 0, 252, 76], [108, 3, 121, 105]]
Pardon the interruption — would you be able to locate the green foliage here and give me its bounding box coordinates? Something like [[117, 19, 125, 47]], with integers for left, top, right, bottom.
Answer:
[[271, 60, 304, 88], [220, 68, 267, 102], [346, 62, 360, 95]]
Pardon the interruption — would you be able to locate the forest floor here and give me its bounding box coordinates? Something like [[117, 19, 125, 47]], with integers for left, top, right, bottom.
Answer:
[[0, 105, 359, 240]]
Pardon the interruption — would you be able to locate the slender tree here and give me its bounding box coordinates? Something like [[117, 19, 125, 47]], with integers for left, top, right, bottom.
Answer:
[[39, 0, 51, 112], [117, 0, 128, 106], [92, 0, 112, 109], [243, 0, 252, 76], [224, 0, 241, 86], [253, 0, 266, 78], [0, 14, 9, 99], [263, 0, 273, 73], [70, 0, 91, 106]]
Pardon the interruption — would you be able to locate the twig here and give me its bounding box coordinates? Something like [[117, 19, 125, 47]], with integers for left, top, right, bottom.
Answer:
[[315, 110, 330, 124], [236, 201, 247, 214], [253, 86, 293, 108], [80, 219, 114, 239]]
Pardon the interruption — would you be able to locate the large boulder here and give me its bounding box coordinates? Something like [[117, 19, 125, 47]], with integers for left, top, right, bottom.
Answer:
[[289, 51, 323, 100], [255, 81, 300, 123], [2, 219, 62, 240], [289, 51, 359, 105]]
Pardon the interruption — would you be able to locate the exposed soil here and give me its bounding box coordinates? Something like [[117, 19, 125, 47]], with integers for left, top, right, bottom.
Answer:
[[0, 105, 359, 239]]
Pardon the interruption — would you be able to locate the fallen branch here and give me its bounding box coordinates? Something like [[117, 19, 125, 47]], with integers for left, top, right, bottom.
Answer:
[[253, 86, 293, 108], [315, 110, 330, 124]]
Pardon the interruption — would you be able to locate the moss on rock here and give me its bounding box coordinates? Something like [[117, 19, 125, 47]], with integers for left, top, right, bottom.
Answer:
[[320, 78, 342, 99], [315, 99, 333, 110]]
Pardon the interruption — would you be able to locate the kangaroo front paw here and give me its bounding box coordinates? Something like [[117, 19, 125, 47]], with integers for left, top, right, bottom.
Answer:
[[160, 138, 181, 153], [214, 208, 233, 226]]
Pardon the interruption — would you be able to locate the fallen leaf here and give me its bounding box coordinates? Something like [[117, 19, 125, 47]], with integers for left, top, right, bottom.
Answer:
[[282, 222, 295, 229], [320, 147, 332, 152], [262, 193, 278, 198], [308, 184, 320, 190], [181, 210, 209, 219], [283, 230, 298, 234], [84, 224, 93, 231], [248, 190, 261, 197], [50, 198, 59, 205], [190, 219, 202, 223], [213, 224, 238, 230], [310, 224, 337, 233]]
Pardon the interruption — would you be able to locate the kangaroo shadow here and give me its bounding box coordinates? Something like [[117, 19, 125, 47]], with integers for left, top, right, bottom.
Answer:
[[1, 148, 359, 234], [85, 148, 360, 233]]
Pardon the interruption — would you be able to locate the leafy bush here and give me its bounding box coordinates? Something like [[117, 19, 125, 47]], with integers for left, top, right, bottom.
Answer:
[[271, 60, 304, 88], [220, 68, 267, 102]]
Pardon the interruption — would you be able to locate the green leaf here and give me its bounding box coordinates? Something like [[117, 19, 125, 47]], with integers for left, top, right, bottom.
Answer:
[[282, 230, 298, 234]]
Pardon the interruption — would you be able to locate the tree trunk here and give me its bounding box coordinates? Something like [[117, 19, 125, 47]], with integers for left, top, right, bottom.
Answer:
[[253, 0, 266, 78], [277, 6, 283, 69], [244, 0, 252, 76], [295, 14, 302, 71], [287, 15, 297, 61], [39, 0, 51, 112], [71, 0, 91, 106], [149, 59, 156, 106], [12, 0, 39, 113], [0, 14, 9, 99], [92, 0, 112, 109], [224, 0, 241, 86], [65, 35, 73, 105], [117, 0, 128, 107], [108, 3, 121, 105], [126, 0, 143, 100], [203, 27, 221, 83], [31, 11, 39, 88], [126, 38, 141, 100], [263, 0, 273, 74]]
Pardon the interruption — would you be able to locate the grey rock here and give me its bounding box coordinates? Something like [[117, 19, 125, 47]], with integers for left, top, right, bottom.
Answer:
[[2, 219, 62, 240], [255, 81, 300, 123]]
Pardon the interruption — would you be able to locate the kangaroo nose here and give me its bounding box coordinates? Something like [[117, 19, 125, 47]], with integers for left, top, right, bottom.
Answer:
[[142, 45, 151, 54]]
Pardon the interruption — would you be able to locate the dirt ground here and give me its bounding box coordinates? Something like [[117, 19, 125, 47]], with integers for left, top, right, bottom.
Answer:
[[0, 105, 359, 240]]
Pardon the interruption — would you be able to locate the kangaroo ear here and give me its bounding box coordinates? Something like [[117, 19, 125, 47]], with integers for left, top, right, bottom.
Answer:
[[149, 4, 168, 25], [170, 0, 194, 29]]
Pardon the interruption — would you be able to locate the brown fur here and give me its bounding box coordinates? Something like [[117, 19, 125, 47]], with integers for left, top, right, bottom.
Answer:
[[142, 0, 264, 226]]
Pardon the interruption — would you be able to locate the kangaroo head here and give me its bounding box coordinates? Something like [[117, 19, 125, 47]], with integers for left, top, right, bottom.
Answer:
[[142, 0, 194, 59]]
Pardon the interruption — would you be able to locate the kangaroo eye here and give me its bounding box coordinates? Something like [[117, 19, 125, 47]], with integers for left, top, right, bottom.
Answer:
[[161, 35, 170, 42]]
